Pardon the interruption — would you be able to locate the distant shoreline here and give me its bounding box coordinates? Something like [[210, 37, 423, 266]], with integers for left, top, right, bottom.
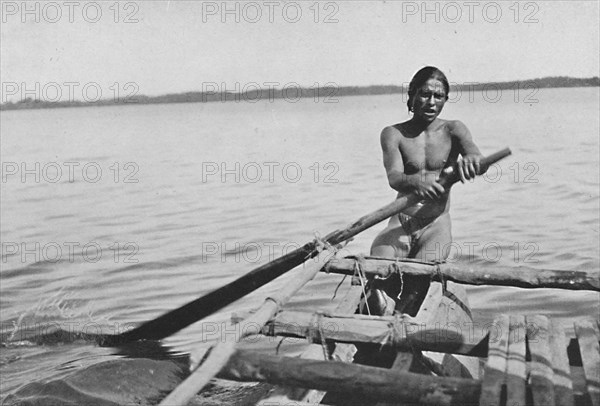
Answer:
[[1, 76, 598, 111]]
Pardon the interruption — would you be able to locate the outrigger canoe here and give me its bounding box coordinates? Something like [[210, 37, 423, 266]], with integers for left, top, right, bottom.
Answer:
[[151, 148, 599, 406], [158, 255, 596, 406]]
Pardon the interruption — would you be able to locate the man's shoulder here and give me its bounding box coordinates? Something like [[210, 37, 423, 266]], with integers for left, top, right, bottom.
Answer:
[[380, 125, 404, 149], [443, 119, 468, 134], [381, 123, 405, 139]]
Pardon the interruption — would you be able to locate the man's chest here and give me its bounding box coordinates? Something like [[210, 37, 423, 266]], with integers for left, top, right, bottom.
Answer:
[[399, 132, 453, 170]]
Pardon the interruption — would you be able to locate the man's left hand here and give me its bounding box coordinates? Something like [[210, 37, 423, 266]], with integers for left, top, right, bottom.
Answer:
[[458, 154, 483, 182]]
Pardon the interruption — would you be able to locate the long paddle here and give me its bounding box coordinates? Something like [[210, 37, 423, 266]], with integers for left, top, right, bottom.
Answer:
[[103, 148, 511, 346]]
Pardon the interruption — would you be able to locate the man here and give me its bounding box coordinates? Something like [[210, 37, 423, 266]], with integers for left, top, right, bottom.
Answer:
[[370, 66, 484, 315]]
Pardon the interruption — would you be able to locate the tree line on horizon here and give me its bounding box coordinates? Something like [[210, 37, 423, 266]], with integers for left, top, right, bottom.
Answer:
[[1, 76, 598, 111]]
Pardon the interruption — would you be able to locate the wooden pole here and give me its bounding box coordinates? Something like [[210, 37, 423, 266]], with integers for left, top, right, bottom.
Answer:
[[325, 257, 600, 292], [217, 349, 481, 406]]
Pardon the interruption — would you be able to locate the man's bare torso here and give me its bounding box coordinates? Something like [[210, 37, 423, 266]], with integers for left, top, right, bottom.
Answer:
[[389, 118, 461, 219]]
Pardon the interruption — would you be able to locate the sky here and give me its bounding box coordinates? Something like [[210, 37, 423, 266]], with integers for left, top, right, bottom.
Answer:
[[1, 0, 599, 101]]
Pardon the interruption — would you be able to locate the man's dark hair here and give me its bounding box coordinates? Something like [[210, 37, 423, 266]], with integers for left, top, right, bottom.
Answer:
[[407, 66, 450, 112]]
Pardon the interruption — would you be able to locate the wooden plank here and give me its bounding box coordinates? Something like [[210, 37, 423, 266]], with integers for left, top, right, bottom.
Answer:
[[337, 284, 367, 313], [574, 319, 600, 406], [330, 285, 366, 366], [414, 281, 444, 323], [389, 351, 415, 372], [506, 315, 527, 406], [325, 257, 600, 291], [218, 349, 482, 406], [387, 281, 440, 382], [425, 281, 480, 379], [549, 319, 574, 406], [479, 314, 510, 406], [527, 315, 555, 406]]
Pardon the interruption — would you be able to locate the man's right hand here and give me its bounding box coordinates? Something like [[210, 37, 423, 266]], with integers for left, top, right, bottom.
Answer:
[[410, 171, 445, 200]]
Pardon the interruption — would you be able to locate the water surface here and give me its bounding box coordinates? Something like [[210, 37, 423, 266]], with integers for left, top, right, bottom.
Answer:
[[1, 88, 598, 399]]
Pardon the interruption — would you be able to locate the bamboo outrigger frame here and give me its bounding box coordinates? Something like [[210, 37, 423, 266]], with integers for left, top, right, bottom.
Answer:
[[163, 255, 599, 406]]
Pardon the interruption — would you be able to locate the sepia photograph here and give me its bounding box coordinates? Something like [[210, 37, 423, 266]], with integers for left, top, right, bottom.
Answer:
[[1, 1, 599, 405]]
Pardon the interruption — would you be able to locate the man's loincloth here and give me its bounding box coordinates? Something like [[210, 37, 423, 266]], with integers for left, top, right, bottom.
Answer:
[[397, 211, 447, 258]]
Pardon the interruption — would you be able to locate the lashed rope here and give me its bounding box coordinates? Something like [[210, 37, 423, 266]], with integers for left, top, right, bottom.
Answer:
[[435, 263, 447, 295], [332, 274, 347, 300], [311, 231, 336, 257], [307, 311, 331, 360], [380, 312, 409, 350], [353, 255, 371, 316], [395, 257, 405, 301]]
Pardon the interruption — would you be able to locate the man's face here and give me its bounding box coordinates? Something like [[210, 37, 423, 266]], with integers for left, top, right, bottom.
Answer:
[[412, 78, 447, 122]]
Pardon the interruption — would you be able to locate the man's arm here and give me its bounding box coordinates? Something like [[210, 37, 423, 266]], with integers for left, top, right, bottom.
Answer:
[[449, 120, 484, 182], [381, 126, 444, 199]]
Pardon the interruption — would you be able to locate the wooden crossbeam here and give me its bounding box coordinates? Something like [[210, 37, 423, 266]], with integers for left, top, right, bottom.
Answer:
[[325, 257, 600, 291], [237, 309, 488, 357], [217, 349, 481, 406]]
